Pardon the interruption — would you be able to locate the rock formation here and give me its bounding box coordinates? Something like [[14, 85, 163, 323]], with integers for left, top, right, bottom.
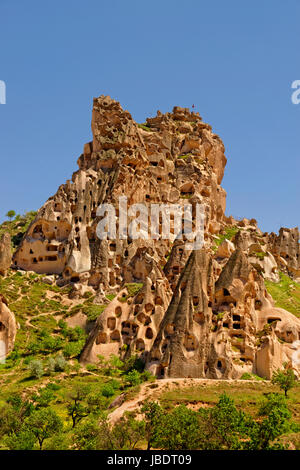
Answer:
[[13, 96, 226, 284], [267, 227, 300, 281], [0, 233, 12, 276], [0, 294, 17, 360], [11, 95, 300, 380]]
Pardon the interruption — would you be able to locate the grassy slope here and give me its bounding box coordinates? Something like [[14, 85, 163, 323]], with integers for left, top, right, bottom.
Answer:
[[157, 380, 300, 449], [0, 214, 300, 449], [0, 270, 142, 449], [265, 272, 300, 318]]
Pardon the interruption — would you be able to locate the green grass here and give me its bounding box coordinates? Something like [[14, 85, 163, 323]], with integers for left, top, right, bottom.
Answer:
[[137, 123, 152, 132], [125, 283, 143, 297], [265, 272, 300, 317], [212, 226, 240, 253], [82, 304, 106, 322], [241, 372, 264, 381], [177, 154, 192, 160], [158, 381, 300, 423], [0, 270, 94, 365], [253, 251, 267, 260], [0, 211, 37, 248]]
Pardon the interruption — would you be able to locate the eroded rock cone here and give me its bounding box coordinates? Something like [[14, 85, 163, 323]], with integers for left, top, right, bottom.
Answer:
[[80, 258, 173, 364], [147, 249, 214, 378]]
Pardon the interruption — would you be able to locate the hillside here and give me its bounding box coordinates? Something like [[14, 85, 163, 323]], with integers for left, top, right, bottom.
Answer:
[[0, 96, 299, 450]]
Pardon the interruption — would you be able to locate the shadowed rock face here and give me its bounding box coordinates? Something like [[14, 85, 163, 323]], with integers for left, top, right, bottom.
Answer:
[[0, 233, 12, 276], [10, 95, 300, 379], [0, 294, 16, 358], [147, 249, 214, 378]]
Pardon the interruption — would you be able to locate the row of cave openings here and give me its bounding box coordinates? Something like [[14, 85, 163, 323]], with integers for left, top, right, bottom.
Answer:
[[15, 242, 66, 267], [95, 287, 166, 349]]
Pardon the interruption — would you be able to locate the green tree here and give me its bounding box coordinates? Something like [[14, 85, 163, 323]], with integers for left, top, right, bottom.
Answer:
[[43, 432, 70, 450], [101, 383, 115, 398], [141, 400, 163, 450], [205, 393, 248, 450], [32, 388, 55, 409], [67, 386, 90, 428], [155, 405, 201, 450], [6, 210, 16, 221], [272, 368, 296, 397], [0, 394, 33, 439], [5, 429, 36, 450], [73, 417, 101, 450], [112, 412, 145, 450], [54, 353, 67, 371], [46, 357, 56, 375], [63, 341, 85, 358], [25, 408, 63, 450], [125, 370, 141, 387], [247, 393, 292, 450]]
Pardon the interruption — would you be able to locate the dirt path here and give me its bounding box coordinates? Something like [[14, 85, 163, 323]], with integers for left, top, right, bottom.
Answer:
[[108, 377, 257, 424], [25, 311, 54, 330]]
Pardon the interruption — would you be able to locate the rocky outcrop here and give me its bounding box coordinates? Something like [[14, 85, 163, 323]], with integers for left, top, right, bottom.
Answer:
[[0, 233, 12, 275], [10, 95, 300, 380], [81, 258, 172, 364], [147, 249, 214, 378], [0, 294, 16, 360], [267, 227, 300, 281], [13, 96, 227, 292]]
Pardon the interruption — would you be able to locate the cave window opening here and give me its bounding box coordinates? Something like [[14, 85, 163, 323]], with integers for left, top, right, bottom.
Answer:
[[233, 314, 240, 322]]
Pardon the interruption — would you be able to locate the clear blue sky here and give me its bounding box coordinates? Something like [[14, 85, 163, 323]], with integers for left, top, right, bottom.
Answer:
[[0, 0, 299, 233]]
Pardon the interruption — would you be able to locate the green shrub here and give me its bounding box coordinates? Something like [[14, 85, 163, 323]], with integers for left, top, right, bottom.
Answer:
[[46, 357, 56, 374], [54, 354, 67, 372], [63, 341, 84, 359], [101, 384, 115, 398], [125, 370, 141, 387], [28, 360, 43, 379], [86, 363, 98, 372], [83, 304, 106, 322]]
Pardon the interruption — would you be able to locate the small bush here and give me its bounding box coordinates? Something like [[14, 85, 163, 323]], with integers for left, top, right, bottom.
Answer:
[[125, 370, 141, 387], [101, 384, 115, 398], [28, 360, 44, 379], [54, 354, 67, 372]]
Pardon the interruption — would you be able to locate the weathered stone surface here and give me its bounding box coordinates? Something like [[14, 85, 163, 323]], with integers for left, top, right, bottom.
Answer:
[[0, 294, 16, 358], [108, 393, 126, 409], [81, 258, 172, 364], [13, 96, 227, 290], [267, 227, 300, 279], [216, 239, 235, 258], [147, 249, 214, 378], [0, 233, 12, 275], [10, 95, 300, 379]]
